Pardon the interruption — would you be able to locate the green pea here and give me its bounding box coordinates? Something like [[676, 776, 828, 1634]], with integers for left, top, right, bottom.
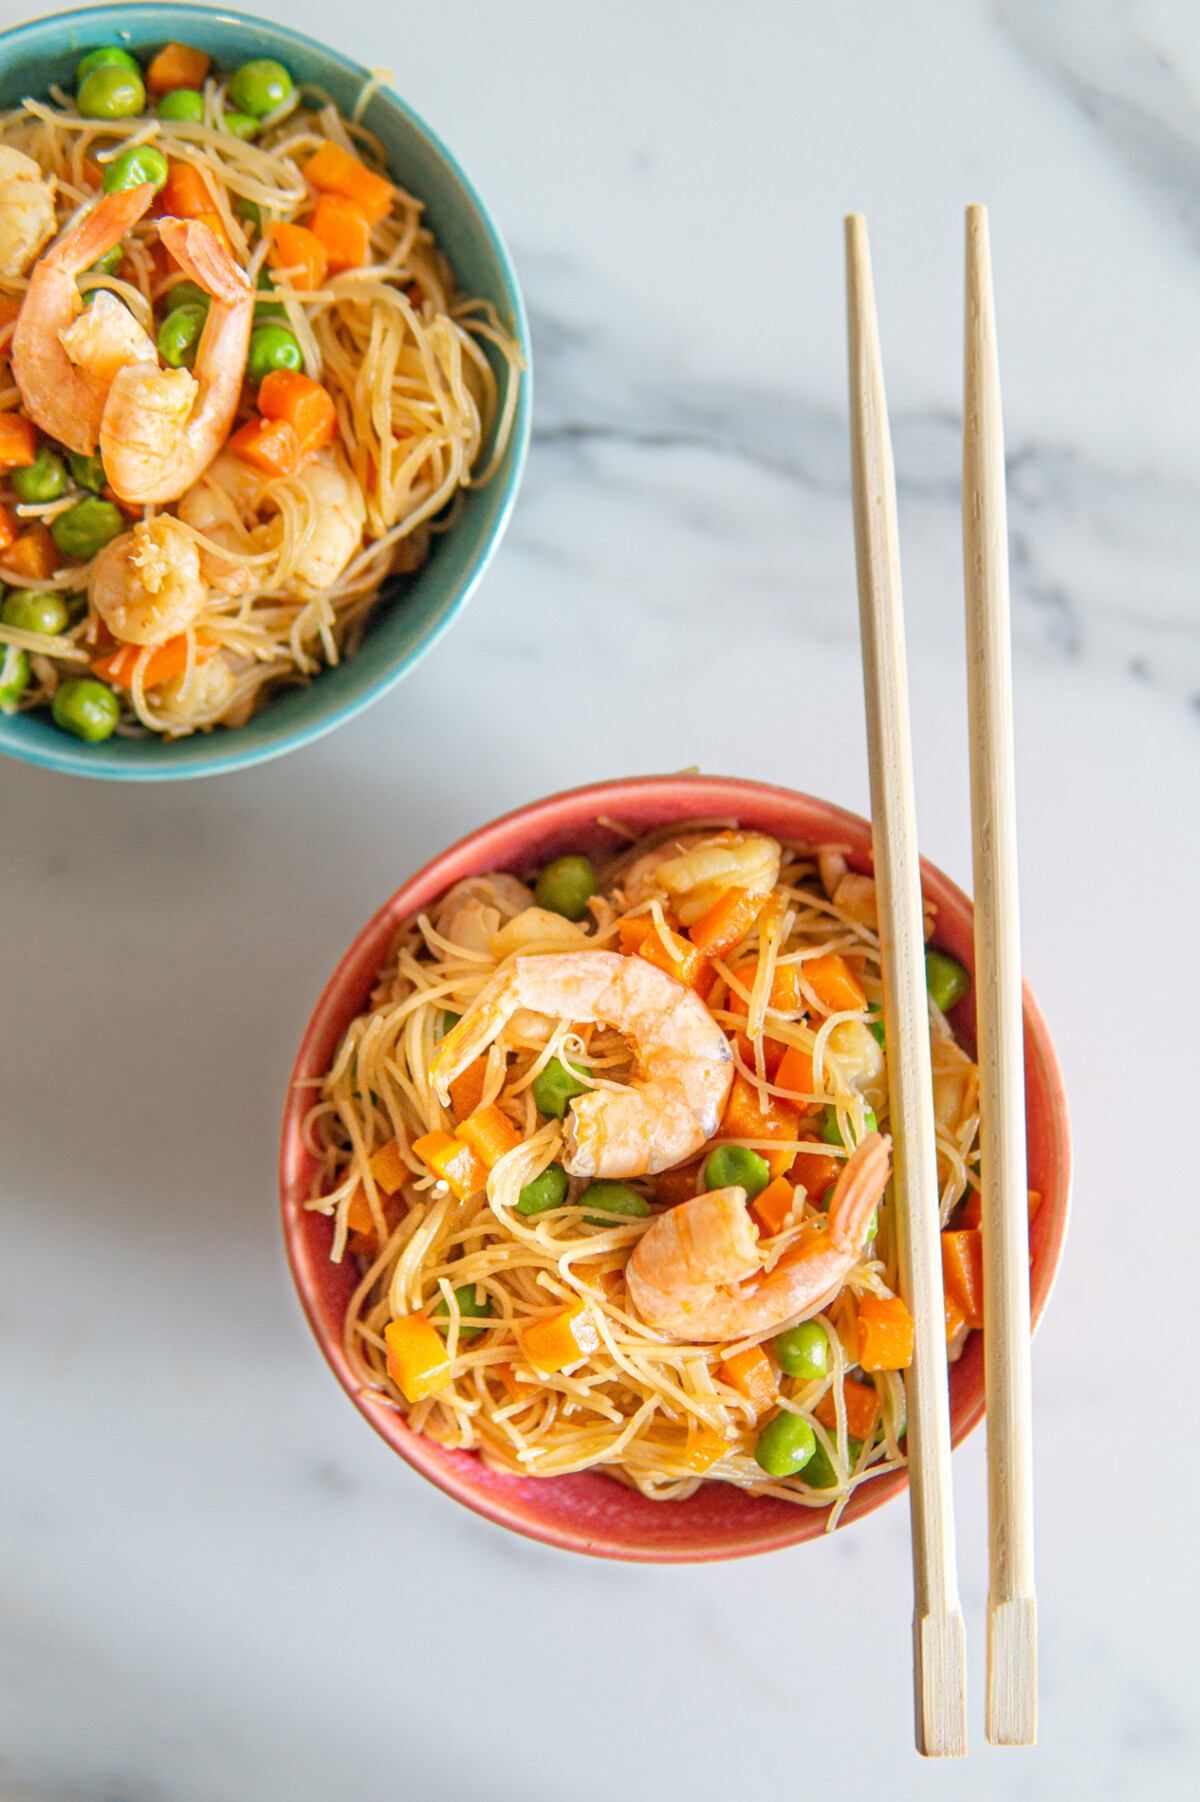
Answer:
[[87, 245, 123, 277], [514, 1162, 569, 1217], [11, 448, 67, 504], [531, 1058, 590, 1120], [246, 323, 303, 384], [1, 590, 68, 635], [579, 1181, 651, 1227], [228, 59, 293, 118], [156, 87, 204, 122], [232, 194, 261, 230], [0, 645, 30, 714], [754, 1410, 817, 1478], [51, 496, 124, 562], [157, 303, 206, 369], [772, 1320, 829, 1380], [102, 143, 168, 196], [51, 676, 119, 741], [163, 279, 210, 315], [703, 1143, 771, 1202], [254, 263, 285, 319], [76, 47, 141, 85], [926, 949, 970, 1014], [534, 854, 597, 922], [68, 450, 106, 493], [802, 1434, 864, 1490], [223, 111, 259, 140], [77, 65, 146, 120], [432, 1282, 493, 1342], [820, 1104, 877, 1150]]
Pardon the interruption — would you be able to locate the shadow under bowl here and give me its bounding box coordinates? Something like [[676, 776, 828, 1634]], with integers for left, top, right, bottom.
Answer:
[[280, 774, 1072, 1562], [0, 2, 530, 781]]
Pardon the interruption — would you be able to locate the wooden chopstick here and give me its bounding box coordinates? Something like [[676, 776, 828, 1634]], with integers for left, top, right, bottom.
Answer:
[[962, 202, 1038, 1747], [844, 213, 968, 1760]]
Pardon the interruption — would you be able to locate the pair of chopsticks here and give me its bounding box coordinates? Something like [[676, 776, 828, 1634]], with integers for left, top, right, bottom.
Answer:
[[844, 207, 1035, 1756]]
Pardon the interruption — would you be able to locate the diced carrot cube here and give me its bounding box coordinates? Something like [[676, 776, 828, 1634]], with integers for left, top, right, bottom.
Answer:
[[941, 1228, 984, 1330], [145, 41, 210, 94], [303, 141, 394, 225], [92, 630, 218, 691], [814, 1376, 881, 1440], [688, 887, 766, 958], [448, 1055, 488, 1122], [344, 1185, 375, 1234], [229, 415, 300, 478], [683, 1421, 730, 1473], [725, 958, 806, 1017], [493, 1362, 524, 1402], [788, 1138, 842, 1205], [411, 1130, 488, 1202], [0, 503, 18, 552], [257, 369, 337, 456], [945, 1292, 968, 1349], [635, 922, 710, 992], [308, 192, 372, 273], [718, 1344, 778, 1416], [857, 1293, 915, 1371], [160, 161, 216, 219], [384, 1314, 451, 1402], [368, 1137, 408, 1195], [801, 952, 867, 1014], [775, 1041, 817, 1102], [0, 526, 57, 580], [0, 414, 37, 468], [269, 221, 328, 291], [455, 1102, 521, 1169], [617, 915, 655, 955], [520, 1302, 600, 1372], [718, 1072, 801, 1145], [751, 1175, 797, 1236]]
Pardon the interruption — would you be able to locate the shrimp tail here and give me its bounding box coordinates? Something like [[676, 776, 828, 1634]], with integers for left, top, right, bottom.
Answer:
[[51, 183, 157, 273], [157, 217, 252, 303], [826, 1131, 891, 1251]]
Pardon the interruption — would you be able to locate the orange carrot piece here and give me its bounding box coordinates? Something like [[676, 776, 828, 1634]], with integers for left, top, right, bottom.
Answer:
[[257, 369, 337, 455], [941, 1228, 984, 1330], [145, 41, 210, 94], [718, 1071, 801, 1145], [302, 141, 394, 226], [308, 192, 372, 273], [269, 221, 328, 291], [775, 1041, 817, 1103], [492, 1362, 524, 1402], [159, 161, 216, 219], [814, 1375, 881, 1440], [750, 1175, 797, 1236], [455, 1103, 521, 1169], [801, 951, 867, 1014], [368, 1138, 408, 1195], [617, 915, 655, 955], [344, 1185, 375, 1235], [92, 631, 219, 691], [0, 503, 17, 552], [635, 922, 710, 992], [411, 1130, 488, 1202], [0, 413, 37, 468], [384, 1314, 451, 1402], [857, 1293, 915, 1371], [725, 958, 806, 1017], [688, 887, 766, 958], [0, 526, 57, 580], [683, 1421, 730, 1473], [448, 1055, 488, 1122], [521, 1302, 600, 1373], [944, 1292, 968, 1348], [718, 1344, 778, 1416], [788, 1138, 842, 1204], [228, 415, 300, 478], [731, 1029, 787, 1083]]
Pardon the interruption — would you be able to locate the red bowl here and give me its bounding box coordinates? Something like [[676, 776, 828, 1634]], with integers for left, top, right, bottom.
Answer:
[[279, 775, 1071, 1562]]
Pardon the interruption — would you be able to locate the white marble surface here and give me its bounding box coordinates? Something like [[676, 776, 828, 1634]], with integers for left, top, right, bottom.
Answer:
[[2, 1, 1198, 1795]]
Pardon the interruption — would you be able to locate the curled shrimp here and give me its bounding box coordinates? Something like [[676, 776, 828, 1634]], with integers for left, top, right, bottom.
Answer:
[[11, 183, 157, 454], [101, 217, 253, 505], [429, 949, 734, 1179], [89, 516, 207, 646], [0, 146, 56, 278], [626, 1131, 891, 1342]]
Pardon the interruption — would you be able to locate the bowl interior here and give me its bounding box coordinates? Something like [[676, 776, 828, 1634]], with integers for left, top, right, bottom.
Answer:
[[280, 774, 1072, 1562], [0, 2, 530, 780]]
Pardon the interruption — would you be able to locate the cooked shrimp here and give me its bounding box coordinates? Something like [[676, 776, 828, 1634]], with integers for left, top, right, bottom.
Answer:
[[152, 650, 239, 729], [269, 450, 366, 598], [59, 289, 157, 388], [101, 217, 253, 504], [176, 450, 266, 594], [625, 831, 783, 925], [429, 950, 734, 1179], [11, 183, 157, 454], [0, 146, 56, 278], [627, 1131, 891, 1342], [89, 517, 206, 647]]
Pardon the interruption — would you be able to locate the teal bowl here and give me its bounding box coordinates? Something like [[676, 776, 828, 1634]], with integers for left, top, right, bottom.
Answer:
[[0, 3, 530, 780]]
